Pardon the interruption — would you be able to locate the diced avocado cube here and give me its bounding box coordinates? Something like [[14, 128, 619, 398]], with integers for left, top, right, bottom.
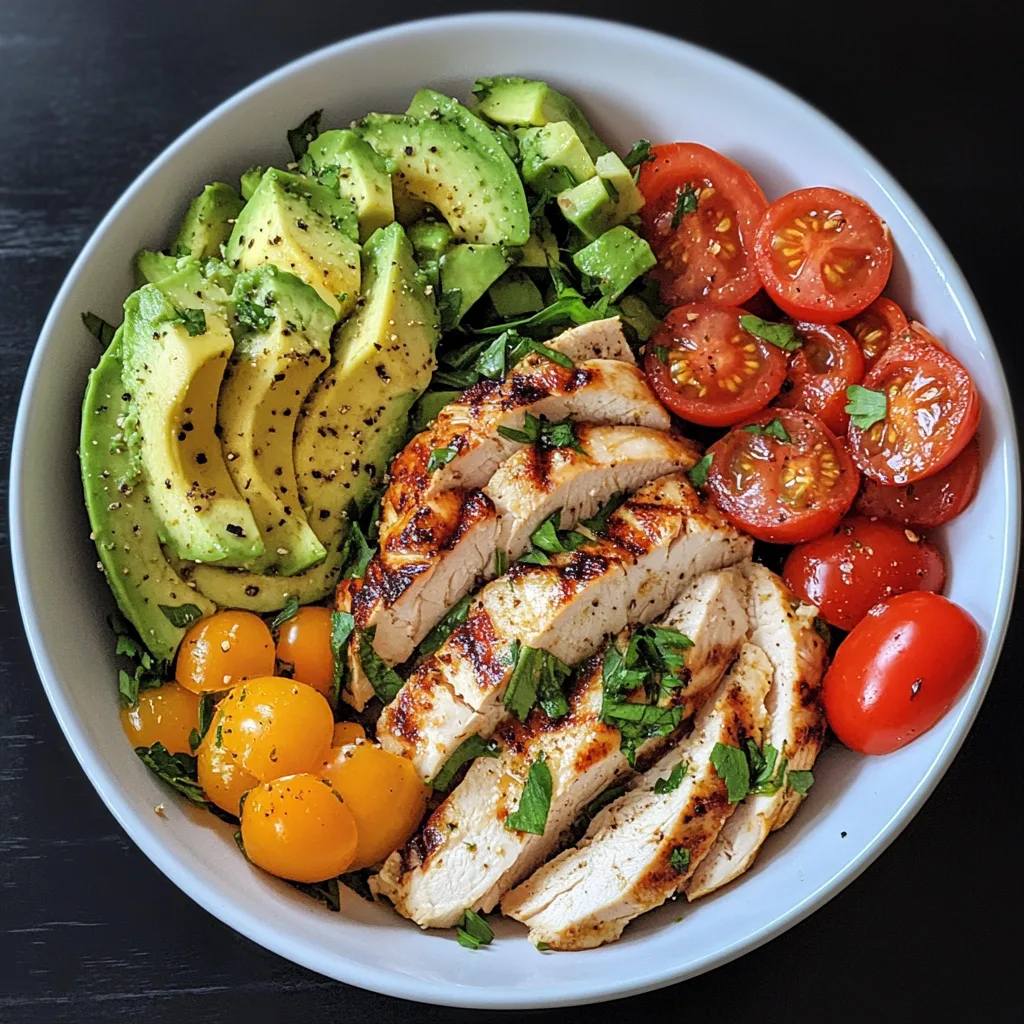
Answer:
[[471, 76, 608, 160], [240, 166, 264, 202], [516, 215, 560, 268], [572, 226, 656, 301], [304, 129, 395, 243], [439, 243, 516, 326], [172, 182, 244, 260], [518, 122, 597, 194], [556, 152, 645, 240], [407, 217, 456, 289], [489, 270, 544, 317]]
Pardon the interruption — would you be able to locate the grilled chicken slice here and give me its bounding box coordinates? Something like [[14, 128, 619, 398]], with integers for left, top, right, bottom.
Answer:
[[372, 567, 751, 928], [377, 474, 753, 781], [356, 427, 700, 665], [685, 563, 827, 900], [544, 317, 635, 364], [501, 643, 772, 950]]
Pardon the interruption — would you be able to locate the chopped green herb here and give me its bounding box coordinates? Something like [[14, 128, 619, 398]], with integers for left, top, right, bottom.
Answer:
[[747, 740, 786, 797], [671, 184, 698, 229], [788, 770, 815, 795], [670, 846, 691, 873], [494, 549, 507, 576], [457, 930, 483, 950], [580, 492, 628, 535], [355, 627, 402, 704], [653, 760, 688, 794], [603, 701, 681, 765], [174, 307, 207, 337], [505, 755, 553, 835], [427, 447, 458, 473], [438, 288, 463, 332], [528, 510, 588, 557], [330, 611, 355, 705], [418, 595, 471, 657], [81, 311, 117, 346], [287, 108, 322, 161], [602, 177, 620, 203], [687, 453, 713, 488], [743, 418, 793, 444], [457, 908, 494, 949], [845, 384, 888, 430], [429, 733, 501, 792], [338, 870, 374, 902], [710, 742, 750, 804], [475, 283, 611, 336], [497, 413, 586, 455], [651, 344, 669, 364], [622, 139, 655, 169], [739, 314, 803, 352], [580, 783, 627, 828], [235, 296, 276, 332], [535, 941, 551, 952], [110, 612, 169, 708], [136, 742, 206, 804], [290, 876, 341, 912], [158, 603, 204, 629], [269, 595, 300, 632], [341, 520, 375, 580], [516, 548, 551, 566]]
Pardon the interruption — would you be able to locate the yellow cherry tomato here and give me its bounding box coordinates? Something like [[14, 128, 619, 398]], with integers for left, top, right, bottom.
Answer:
[[332, 721, 366, 747], [120, 682, 199, 754], [319, 744, 428, 870], [276, 606, 335, 698], [217, 676, 333, 782], [197, 710, 259, 816], [240, 774, 358, 883], [175, 610, 275, 694]]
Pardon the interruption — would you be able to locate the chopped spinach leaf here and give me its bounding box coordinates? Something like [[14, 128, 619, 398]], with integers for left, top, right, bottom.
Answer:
[[438, 288, 463, 332], [429, 733, 501, 792], [653, 760, 688, 794], [136, 742, 206, 804], [505, 755, 553, 835], [355, 627, 402, 704], [710, 742, 750, 804], [418, 595, 471, 657], [287, 108, 322, 161]]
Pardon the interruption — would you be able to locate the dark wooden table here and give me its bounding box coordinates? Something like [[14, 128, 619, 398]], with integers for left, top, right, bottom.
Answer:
[[2, 1, 1020, 1020]]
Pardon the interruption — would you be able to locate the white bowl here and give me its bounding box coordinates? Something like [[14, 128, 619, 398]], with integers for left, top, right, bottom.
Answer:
[[10, 12, 1020, 1009]]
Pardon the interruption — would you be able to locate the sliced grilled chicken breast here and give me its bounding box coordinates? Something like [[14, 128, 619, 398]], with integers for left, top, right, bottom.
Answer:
[[544, 317, 635, 364], [377, 474, 753, 781], [372, 567, 751, 928], [685, 563, 827, 899], [501, 643, 772, 950], [357, 427, 700, 664]]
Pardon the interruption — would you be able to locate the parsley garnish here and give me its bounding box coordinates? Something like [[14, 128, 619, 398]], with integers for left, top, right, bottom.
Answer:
[[269, 595, 300, 632], [788, 770, 815, 795], [602, 177, 620, 203], [110, 612, 169, 708], [355, 627, 402, 704], [497, 413, 586, 455], [341, 520, 375, 580], [742, 418, 793, 444], [504, 644, 572, 722], [136, 742, 206, 804], [710, 742, 750, 803], [527, 510, 588, 559], [287, 108, 322, 161], [670, 846, 691, 873], [330, 611, 355, 706], [457, 908, 494, 949], [235, 296, 276, 332], [653, 760, 688, 794], [739, 314, 803, 352], [418, 595, 471, 657], [580, 783, 627, 827], [622, 139, 655, 169], [494, 549, 507, 576], [158, 603, 204, 629], [671, 184, 698, 229], [429, 734, 501, 792], [687, 453, 713, 488], [427, 447, 457, 473], [174, 307, 207, 337], [845, 384, 887, 430], [746, 740, 786, 796], [505, 755, 553, 835], [580, 492, 628, 535], [81, 311, 117, 346]]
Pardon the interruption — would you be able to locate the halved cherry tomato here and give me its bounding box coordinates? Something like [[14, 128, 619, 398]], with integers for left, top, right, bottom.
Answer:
[[847, 336, 980, 485], [332, 721, 366, 747], [197, 707, 259, 817], [706, 408, 859, 544], [823, 591, 982, 754], [775, 321, 865, 434], [753, 187, 893, 323], [842, 296, 908, 370], [638, 143, 767, 307], [276, 606, 334, 698], [856, 435, 981, 527], [175, 610, 275, 694], [783, 515, 945, 631], [120, 682, 199, 755], [643, 302, 786, 427]]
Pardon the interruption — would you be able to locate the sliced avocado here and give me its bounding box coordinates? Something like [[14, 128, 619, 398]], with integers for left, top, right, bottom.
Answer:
[[439, 243, 515, 326], [489, 270, 544, 317], [304, 129, 395, 243], [407, 216, 455, 289], [133, 254, 234, 311], [353, 113, 529, 246], [471, 76, 608, 161], [121, 285, 262, 566], [518, 122, 597, 194], [224, 168, 361, 320], [218, 265, 333, 576], [295, 222, 439, 541], [557, 152, 645, 240], [517, 215, 560, 268], [135, 250, 181, 286], [172, 182, 245, 260], [572, 226, 656, 301], [240, 165, 264, 202], [81, 330, 216, 661]]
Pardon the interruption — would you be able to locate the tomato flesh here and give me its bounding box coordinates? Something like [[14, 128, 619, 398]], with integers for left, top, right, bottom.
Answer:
[[175, 610, 275, 694], [783, 515, 945, 631], [847, 337, 980, 485], [842, 296, 908, 370], [856, 434, 981, 527], [823, 591, 982, 754], [276, 605, 335, 698], [643, 302, 786, 426], [754, 187, 893, 322], [706, 408, 859, 544], [775, 321, 865, 434], [639, 143, 767, 307]]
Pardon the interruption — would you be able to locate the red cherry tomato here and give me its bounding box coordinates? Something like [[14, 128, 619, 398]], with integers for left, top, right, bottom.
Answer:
[[638, 143, 767, 307], [823, 592, 982, 754], [643, 302, 786, 427], [706, 408, 859, 544], [856, 435, 981, 528], [753, 187, 893, 322], [783, 515, 945, 631], [842, 296, 908, 370], [847, 336, 981, 485], [775, 321, 865, 434]]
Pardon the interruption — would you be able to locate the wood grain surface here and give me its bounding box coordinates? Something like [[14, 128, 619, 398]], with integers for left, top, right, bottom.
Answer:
[[1, 1, 1020, 1020]]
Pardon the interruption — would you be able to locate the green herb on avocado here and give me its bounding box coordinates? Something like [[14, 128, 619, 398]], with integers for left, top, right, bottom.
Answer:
[[81, 311, 117, 346], [845, 384, 888, 430], [173, 307, 207, 337], [505, 754, 553, 835], [739, 314, 803, 352], [429, 733, 502, 792], [158, 603, 204, 629], [235, 296, 276, 332], [687, 453, 713, 488], [287, 109, 322, 161]]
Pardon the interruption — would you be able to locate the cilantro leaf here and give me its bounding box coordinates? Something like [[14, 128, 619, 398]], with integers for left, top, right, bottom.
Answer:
[[418, 595, 471, 657], [670, 846, 691, 873], [330, 611, 355, 705], [747, 741, 786, 796], [788, 769, 815, 795], [136, 742, 206, 804], [269, 595, 300, 632], [580, 492, 627, 535], [536, 649, 572, 720], [622, 139, 655, 169], [516, 548, 551, 566], [740, 314, 803, 352], [287, 108, 322, 161], [174, 307, 207, 337], [457, 908, 494, 949], [710, 742, 750, 803], [687, 452, 713, 488], [653, 760, 688, 794], [497, 413, 586, 455], [427, 447, 457, 473], [505, 755, 553, 835], [235, 296, 276, 332], [743, 418, 793, 444], [504, 644, 571, 722], [355, 627, 402, 704], [845, 384, 888, 430], [158, 603, 204, 629], [429, 733, 501, 792], [671, 184, 698, 229], [81, 311, 117, 346]]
